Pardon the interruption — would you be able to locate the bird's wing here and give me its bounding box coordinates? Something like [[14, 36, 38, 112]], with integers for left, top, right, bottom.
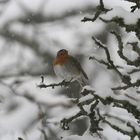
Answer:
[[69, 56, 88, 80]]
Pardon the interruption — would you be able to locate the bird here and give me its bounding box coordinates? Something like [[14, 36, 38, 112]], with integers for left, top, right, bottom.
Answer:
[[53, 49, 89, 87]]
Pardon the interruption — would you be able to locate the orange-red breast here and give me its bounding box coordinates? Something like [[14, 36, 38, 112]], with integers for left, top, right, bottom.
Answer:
[[53, 49, 89, 87]]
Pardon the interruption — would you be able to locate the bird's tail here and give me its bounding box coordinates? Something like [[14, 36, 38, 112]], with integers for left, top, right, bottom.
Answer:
[[77, 75, 89, 87]]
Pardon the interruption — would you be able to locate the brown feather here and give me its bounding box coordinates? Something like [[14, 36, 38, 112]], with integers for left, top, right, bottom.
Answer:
[[69, 56, 88, 80]]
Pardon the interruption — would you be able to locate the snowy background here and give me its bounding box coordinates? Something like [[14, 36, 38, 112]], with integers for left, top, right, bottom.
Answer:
[[0, 0, 139, 140]]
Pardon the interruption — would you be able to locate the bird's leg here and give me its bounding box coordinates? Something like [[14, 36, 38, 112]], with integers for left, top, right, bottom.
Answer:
[[61, 79, 70, 87]]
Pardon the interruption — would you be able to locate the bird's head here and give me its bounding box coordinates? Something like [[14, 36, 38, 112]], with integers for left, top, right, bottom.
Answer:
[[56, 49, 68, 58], [54, 49, 69, 65]]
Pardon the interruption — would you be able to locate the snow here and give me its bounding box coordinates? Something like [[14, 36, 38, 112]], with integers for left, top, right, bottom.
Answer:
[[103, 126, 129, 140], [79, 94, 93, 102], [0, 97, 38, 130], [0, 0, 24, 27], [101, 7, 140, 24], [0, 0, 139, 140], [44, 0, 96, 15], [63, 134, 100, 140]]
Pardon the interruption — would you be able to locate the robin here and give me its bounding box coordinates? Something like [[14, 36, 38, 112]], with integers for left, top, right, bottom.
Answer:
[[53, 49, 89, 87]]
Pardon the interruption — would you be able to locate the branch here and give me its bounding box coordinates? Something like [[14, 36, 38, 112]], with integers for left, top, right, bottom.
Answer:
[[127, 122, 140, 139], [111, 31, 140, 67], [124, 0, 140, 12], [89, 56, 111, 68], [92, 36, 131, 85], [89, 56, 123, 69], [127, 42, 140, 56], [92, 36, 121, 75], [0, 28, 53, 63], [81, 89, 140, 120], [0, 0, 9, 4], [61, 111, 86, 130], [104, 119, 134, 137], [127, 68, 140, 74], [0, 70, 47, 79], [37, 76, 71, 89], [6, 5, 96, 25], [100, 17, 140, 40], [112, 79, 140, 90], [81, 0, 111, 22], [0, 28, 40, 51], [18, 138, 24, 140], [61, 94, 103, 133], [97, 109, 135, 137]]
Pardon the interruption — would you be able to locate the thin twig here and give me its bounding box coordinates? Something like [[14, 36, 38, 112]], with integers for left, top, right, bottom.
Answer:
[[37, 76, 71, 89]]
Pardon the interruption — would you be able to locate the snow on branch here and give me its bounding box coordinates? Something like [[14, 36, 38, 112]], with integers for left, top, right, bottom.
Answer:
[[81, 0, 111, 22], [127, 41, 140, 56], [91, 36, 133, 86], [81, 0, 140, 40], [37, 76, 71, 89], [60, 87, 140, 138], [99, 7, 140, 39], [112, 79, 140, 90], [36, 0, 140, 139], [39, 75, 140, 138], [124, 0, 140, 12], [111, 31, 140, 67]]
